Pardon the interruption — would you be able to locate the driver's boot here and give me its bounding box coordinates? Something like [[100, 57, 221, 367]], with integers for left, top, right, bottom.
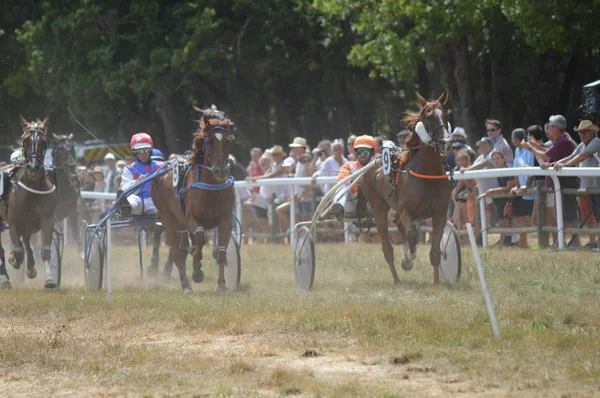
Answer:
[[330, 203, 344, 221]]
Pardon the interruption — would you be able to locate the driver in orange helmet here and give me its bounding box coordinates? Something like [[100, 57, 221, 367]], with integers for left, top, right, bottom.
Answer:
[[330, 135, 376, 219]]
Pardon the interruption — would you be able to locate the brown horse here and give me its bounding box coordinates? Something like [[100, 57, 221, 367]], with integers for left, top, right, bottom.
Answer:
[[52, 133, 85, 252], [360, 90, 451, 285], [152, 106, 235, 293], [7, 116, 58, 288]]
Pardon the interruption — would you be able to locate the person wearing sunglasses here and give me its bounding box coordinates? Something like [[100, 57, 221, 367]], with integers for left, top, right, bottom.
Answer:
[[329, 135, 377, 220], [117, 132, 161, 217]]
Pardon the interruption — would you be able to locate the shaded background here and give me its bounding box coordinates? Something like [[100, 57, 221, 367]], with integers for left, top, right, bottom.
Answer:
[[1, 0, 599, 163]]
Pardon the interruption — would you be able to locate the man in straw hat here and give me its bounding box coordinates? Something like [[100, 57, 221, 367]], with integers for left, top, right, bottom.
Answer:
[[553, 120, 600, 247]]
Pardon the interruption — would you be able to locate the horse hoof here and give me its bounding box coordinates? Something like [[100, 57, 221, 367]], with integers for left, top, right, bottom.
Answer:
[[215, 285, 227, 295], [8, 256, 20, 269], [26, 268, 37, 279], [401, 258, 414, 271], [393, 278, 401, 285], [44, 279, 57, 289], [0, 277, 11, 290], [409, 252, 417, 261], [192, 270, 204, 283], [181, 283, 192, 293]]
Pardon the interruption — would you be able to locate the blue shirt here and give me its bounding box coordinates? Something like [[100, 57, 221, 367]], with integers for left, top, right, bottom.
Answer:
[[513, 147, 535, 200]]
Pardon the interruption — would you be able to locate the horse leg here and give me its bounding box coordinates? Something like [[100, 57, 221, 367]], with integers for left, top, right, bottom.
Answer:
[[164, 231, 188, 279], [68, 208, 82, 253], [8, 225, 24, 269], [40, 218, 56, 288], [147, 228, 162, 277], [22, 234, 37, 279], [186, 219, 206, 285], [372, 200, 400, 284], [429, 210, 446, 285], [215, 217, 233, 295], [0, 238, 11, 289], [397, 209, 417, 271], [190, 231, 204, 284]]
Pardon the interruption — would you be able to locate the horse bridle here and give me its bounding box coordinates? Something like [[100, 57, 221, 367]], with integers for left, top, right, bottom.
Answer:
[[199, 118, 234, 175], [22, 128, 48, 169]]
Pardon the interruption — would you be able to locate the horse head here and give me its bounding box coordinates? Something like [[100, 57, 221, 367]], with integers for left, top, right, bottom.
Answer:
[[52, 133, 76, 169], [406, 90, 451, 152], [20, 115, 49, 172], [193, 105, 235, 182]]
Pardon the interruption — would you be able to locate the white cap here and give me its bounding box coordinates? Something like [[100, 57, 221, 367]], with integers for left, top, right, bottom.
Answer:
[[282, 157, 295, 167], [104, 153, 116, 161], [451, 127, 467, 139]]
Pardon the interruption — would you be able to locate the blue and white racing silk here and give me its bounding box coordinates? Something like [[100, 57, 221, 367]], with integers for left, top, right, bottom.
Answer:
[[119, 159, 161, 215]]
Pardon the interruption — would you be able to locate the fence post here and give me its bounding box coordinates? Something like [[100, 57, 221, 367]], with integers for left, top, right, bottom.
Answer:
[[536, 180, 548, 248]]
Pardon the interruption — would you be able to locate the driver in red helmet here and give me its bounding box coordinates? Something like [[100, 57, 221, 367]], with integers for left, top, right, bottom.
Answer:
[[118, 132, 161, 216]]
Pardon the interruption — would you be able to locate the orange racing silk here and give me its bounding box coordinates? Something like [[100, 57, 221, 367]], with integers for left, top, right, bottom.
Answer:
[[337, 161, 362, 195]]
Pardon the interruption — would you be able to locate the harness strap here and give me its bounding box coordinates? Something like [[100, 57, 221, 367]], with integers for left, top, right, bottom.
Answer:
[[408, 170, 448, 180], [17, 180, 56, 195]]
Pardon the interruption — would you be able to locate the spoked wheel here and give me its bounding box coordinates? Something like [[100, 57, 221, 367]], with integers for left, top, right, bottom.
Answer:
[[223, 234, 241, 291], [294, 226, 315, 290], [440, 221, 461, 284], [51, 229, 64, 287], [85, 231, 105, 290]]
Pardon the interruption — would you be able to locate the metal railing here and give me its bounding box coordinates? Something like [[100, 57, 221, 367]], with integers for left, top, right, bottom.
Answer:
[[78, 167, 600, 249]]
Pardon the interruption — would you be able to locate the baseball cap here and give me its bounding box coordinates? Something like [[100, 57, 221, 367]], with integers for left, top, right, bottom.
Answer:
[[476, 137, 493, 146], [451, 141, 467, 149]]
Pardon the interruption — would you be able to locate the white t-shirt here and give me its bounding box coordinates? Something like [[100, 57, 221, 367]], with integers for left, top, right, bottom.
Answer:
[[314, 156, 348, 193]]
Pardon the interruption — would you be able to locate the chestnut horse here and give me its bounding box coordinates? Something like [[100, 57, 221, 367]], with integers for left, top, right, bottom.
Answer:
[[360, 91, 451, 284], [7, 116, 58, 288], [152, 106, 235, 293]]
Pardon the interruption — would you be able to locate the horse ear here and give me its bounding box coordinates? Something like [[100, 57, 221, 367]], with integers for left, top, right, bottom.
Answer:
[[53, 133, 60, 140], [20, 115, 29, 129], [68, 133, 74, 140], [193, 106, 203, 113], [40, 116, 49, 130], [437, 90, 449, 106], [415, 92, 427, 107]]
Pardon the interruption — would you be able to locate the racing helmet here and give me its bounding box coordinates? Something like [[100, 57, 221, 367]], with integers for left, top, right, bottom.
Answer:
[[10, 150, 23, 162], [353, 135, 376, 150], [130, 132, 154, 152], [151, 148, 165, 161]]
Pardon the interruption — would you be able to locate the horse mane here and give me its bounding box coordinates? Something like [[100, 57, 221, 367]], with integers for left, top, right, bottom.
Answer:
[[191, 132, 206, 165], [400, 101, 442, 149]]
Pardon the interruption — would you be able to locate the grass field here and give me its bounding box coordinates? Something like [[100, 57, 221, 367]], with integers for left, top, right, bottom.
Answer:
[[1, 237, 600, 397]]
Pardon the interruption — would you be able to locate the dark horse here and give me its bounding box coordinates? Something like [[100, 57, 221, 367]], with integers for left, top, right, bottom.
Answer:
[[360, 91, 451, 285], [7, 116, 58, 288], [52, 133, 85, 252], [152, 106, 235, 293]]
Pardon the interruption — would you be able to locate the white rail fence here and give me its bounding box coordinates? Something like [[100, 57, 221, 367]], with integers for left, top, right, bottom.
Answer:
[[79, 167, 600, 249]]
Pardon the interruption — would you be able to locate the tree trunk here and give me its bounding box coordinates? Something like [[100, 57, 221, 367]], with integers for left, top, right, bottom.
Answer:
[[453, 36, 479, 138]]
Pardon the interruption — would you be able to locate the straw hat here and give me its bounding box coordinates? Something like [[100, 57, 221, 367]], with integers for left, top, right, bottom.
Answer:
[[269, 145, 287, 156], [574, 120, 599, 133], [288, 137, 307, 148]]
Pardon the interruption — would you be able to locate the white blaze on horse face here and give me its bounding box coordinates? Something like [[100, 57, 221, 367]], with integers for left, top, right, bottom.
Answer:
[[215, 132, 223, 142], [435, 108, 449, 138]]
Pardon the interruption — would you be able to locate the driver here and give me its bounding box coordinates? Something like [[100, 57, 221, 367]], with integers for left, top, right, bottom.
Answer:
[[118, 132, 161, 216], [330, 135, 376, 219]]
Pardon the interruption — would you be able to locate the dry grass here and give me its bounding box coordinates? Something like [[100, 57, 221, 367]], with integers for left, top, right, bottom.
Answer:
[[1, 235, 600, 396]]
